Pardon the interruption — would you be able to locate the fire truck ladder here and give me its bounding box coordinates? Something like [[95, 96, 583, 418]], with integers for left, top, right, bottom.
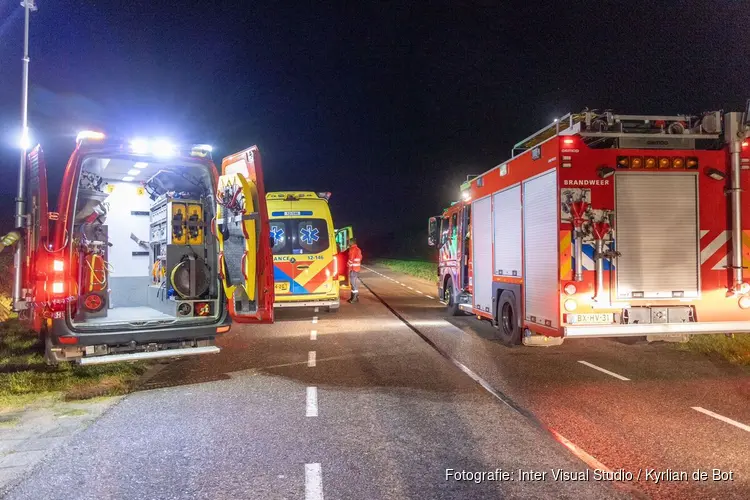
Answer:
[[512, 110, 723, 156]]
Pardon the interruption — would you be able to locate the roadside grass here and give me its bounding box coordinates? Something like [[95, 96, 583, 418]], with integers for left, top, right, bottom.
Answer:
[[374, 259, 438, 283], [0, 316, 149, 411], [678, 333, 750, 367]]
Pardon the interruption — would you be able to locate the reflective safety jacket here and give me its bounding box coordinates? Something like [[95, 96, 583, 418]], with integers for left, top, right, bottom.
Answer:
[[348, 244, 362, 272]]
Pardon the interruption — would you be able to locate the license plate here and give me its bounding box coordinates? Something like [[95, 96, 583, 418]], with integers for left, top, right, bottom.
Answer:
[[274, 282, 290, 293], [568, 313, 613, 324]]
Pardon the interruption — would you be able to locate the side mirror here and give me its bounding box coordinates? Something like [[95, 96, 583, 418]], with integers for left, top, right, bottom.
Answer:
[[427, 216, 438, 247]]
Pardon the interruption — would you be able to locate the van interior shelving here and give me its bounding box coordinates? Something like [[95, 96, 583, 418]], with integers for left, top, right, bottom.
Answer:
[[69, 156, 222, 329]]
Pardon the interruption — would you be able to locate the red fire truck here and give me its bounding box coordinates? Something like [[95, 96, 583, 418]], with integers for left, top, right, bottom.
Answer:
[[11, 133, 274, 364], [429, 105, 750, 346]]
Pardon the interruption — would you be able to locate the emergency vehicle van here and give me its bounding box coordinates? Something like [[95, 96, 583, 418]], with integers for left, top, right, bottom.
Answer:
[[267, 192, 340, 311], [429, 105, 750, 346], [13, 133, 274, 364]]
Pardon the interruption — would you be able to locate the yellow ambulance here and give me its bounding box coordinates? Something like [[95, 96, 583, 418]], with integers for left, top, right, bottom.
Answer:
[[267, 192, 340, 311]]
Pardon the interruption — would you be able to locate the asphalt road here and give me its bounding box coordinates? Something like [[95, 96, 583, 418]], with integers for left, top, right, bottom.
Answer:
[[3, 265, 747, 499], [358, 265, 750, 500]]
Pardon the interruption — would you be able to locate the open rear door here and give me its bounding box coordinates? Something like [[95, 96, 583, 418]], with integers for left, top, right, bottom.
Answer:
[[18, 146, 50, 327], [216, 146, 274, 323]]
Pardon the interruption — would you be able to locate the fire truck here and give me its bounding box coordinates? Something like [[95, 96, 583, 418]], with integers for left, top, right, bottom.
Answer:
[[11, 133, 274, 364], [429, 104, 750, 346]]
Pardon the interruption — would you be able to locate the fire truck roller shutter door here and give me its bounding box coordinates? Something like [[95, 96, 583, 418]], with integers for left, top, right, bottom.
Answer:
[[492, 184, 522, 278], [614, 173, 700, 299], [472, 196, 493, 313], [523, 170, 559, 329]]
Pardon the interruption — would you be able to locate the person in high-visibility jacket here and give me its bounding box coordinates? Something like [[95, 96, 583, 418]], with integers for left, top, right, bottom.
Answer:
[[347, 238, 363, 303]]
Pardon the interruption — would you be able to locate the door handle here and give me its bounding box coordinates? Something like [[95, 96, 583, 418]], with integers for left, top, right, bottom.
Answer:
[[297, 265, 310, 270]]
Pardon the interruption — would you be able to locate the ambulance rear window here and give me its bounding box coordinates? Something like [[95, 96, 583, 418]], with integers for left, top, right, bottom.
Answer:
[[270, 219, 329, 255]]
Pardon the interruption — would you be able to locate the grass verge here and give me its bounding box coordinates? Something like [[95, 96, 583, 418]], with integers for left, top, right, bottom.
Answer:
[[1, 318, 149, 411], [678, 333, 750, 367], [374, 259, 438, 283]]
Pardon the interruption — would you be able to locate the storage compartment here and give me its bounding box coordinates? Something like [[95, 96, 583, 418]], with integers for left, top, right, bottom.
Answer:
[[614, 173, 700, 299], [70, 157, 220, 329]]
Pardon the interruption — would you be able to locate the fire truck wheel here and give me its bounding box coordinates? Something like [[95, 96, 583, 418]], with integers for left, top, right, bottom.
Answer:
[[496, 290, 521, 346], [444, 277, 460, 316]]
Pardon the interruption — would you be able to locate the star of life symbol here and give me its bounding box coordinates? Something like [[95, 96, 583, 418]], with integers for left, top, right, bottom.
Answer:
[[271, 225, 285, 244], [300, 225, 319, 245]]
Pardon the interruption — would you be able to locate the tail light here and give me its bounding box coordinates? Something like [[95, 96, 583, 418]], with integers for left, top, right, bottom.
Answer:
[[738, 295, 750, 310], [563, 283, 577, 295], [563, 299, 578, 312], [52, 259, 64, 272], [51, 282, 65, 294]]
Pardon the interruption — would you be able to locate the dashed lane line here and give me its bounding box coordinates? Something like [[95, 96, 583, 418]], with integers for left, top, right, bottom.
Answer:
[[577, 361, 631, 381], [308, 351, 317, 367], [305, 463, 324, 500], [312, 316, 318, 324], [311, 330, 317, 340], [306, 387, 318, 417], [692, 407, 750, 433]]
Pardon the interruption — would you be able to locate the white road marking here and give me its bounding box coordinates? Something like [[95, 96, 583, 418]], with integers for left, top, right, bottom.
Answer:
[[692, 407, 750, 433], [305, 463, 324, 500], [407, 286, 414, 290], [314, 307, 319, 313], [400, 283, 406, 287], [416, 290, 424, 294], [306, 387, 318, 417], [426, 295, 435, 299], [578, 361, 630, 381], [308, 351, 316, 367], [310, 329, 317, 340], [312, 316, 318, 324]]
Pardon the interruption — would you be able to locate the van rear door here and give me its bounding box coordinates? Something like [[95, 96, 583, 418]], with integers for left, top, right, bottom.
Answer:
[[215, 146, 274, 323], [17, 146, 51, 327]]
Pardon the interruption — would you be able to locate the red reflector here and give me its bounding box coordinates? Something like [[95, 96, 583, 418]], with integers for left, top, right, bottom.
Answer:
[[216, 325, 231, 334], [58, 336, 78, 345], [743, 141, 749, 148]]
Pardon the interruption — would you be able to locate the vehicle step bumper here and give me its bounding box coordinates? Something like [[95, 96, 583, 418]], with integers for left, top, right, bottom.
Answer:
[[564, 321, 750, 338], [78, 346, 220, 365], [274, 300, 339, 308]]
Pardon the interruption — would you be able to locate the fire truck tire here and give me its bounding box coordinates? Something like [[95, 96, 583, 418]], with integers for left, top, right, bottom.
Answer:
[[444, 277, 460, 316], [496, 291, 521, 346]]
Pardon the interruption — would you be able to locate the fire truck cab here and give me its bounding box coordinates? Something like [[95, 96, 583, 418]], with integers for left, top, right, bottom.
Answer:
[[430, 105, 750, 345], [13, 134, 274, 364]]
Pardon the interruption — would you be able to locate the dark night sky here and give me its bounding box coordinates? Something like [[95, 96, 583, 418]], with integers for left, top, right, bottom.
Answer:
[[1, 1, 749, 255]]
